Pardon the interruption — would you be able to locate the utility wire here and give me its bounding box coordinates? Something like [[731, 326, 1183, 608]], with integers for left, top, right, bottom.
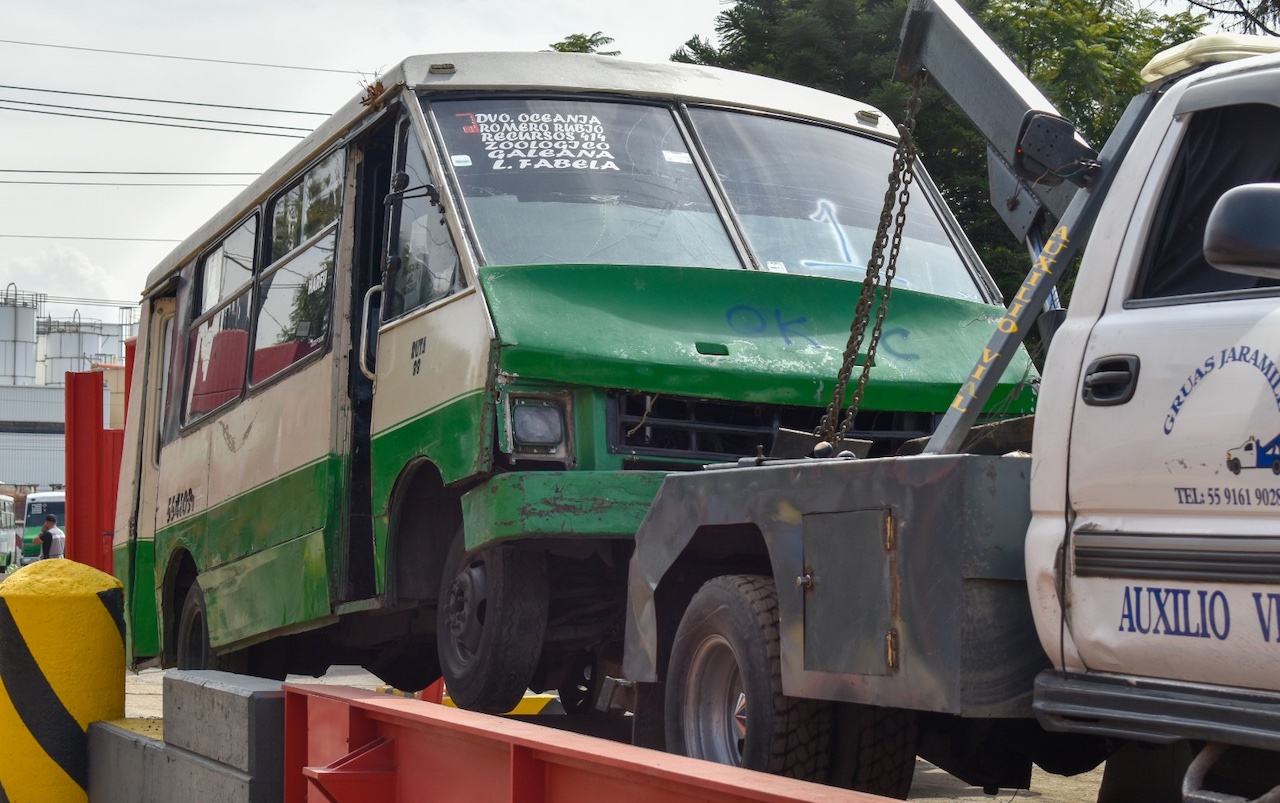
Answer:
[[0, 104, 306, 138], [43, 294, 140, 306], [0, 234, 180, 242], [0, 97, 314, 132], [0, 38, 366, 75], [0, 170, 258, 176], [0, 84, 328, 116], [0, 180, 248, 187]]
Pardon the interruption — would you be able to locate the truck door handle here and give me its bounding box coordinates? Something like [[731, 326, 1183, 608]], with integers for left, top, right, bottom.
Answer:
[[1081, 355, 1139, 406]]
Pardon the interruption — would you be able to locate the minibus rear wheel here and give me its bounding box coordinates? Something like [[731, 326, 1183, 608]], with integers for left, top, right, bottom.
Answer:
[[175, 581, 236, 671]]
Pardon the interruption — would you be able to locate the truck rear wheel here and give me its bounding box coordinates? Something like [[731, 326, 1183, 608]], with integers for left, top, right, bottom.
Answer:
[[829, 702, 917, 799], [665, 574, 831, 781], [436, 528, 548, 713]]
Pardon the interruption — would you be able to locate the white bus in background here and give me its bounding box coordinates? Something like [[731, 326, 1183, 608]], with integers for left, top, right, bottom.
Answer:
[[0, 495, 16, 572]]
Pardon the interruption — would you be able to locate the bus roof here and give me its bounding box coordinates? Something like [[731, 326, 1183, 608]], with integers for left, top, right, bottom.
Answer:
[[143, 52, 897, 295], [24, 491, 64, 502]]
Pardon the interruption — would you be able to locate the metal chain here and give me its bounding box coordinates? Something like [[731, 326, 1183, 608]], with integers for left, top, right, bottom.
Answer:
[[816, 74, 927, 443]]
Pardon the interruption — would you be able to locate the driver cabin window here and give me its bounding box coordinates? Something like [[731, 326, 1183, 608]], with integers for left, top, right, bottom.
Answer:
[[1134, 103, 1280, 300]]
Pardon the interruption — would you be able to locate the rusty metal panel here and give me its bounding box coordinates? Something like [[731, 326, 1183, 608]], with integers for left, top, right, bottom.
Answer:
[[803, 510, 893, 676]]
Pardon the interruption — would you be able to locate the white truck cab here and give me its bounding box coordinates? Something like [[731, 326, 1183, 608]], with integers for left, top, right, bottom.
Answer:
[[1027, 35, 1280, 795]]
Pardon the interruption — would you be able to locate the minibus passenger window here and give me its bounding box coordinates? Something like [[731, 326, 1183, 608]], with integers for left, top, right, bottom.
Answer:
[[252, 150, 344, 383], [185, 217, 258, 421]]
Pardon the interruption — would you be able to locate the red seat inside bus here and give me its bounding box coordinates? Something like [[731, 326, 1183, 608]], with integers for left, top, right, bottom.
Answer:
[[252, 340, 313, 383], [188, 329, 247, 415]]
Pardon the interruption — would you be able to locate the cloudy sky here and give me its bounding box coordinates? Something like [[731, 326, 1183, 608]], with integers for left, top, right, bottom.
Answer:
[[0, 0, 726, 320]]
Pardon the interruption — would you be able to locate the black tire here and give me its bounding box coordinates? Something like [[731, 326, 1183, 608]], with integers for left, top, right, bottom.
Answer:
[[436, 527, 548, 713], [665, 574, 831, 781], [1272, 461, 1279, 476], [175, 581, 235, 671], [829, 703, 918, 799], [1228, 457, 1241, 475]]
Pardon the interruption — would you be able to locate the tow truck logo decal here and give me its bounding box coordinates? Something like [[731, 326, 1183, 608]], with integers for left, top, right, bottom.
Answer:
[[1164, 345, 1280, 435], [1118, 588, 1280, 645]]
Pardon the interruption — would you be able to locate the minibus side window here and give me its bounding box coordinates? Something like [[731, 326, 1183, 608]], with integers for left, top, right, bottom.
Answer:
[[385, 122, 463, 319], [251, 150, 343, 384], [185, 217, 257, 420]]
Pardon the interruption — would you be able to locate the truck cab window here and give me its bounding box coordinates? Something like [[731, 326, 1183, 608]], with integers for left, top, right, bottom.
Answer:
[[1135, 103, 1280, 300]]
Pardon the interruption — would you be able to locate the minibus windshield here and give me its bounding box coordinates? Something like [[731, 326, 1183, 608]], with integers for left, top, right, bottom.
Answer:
[[433, 98, 741, 270], [431, 96, 984, 301]]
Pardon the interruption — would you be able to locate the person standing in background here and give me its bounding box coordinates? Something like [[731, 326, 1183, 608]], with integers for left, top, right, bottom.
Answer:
[[39, 514, 65, 560]]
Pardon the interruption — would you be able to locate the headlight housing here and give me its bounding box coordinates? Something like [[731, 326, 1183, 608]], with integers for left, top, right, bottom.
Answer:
[[508, 395, 572, 462]]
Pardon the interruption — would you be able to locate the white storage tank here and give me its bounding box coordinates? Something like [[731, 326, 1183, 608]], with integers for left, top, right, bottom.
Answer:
[[0, 287, 38, 386], [39, 315, 106, 387]]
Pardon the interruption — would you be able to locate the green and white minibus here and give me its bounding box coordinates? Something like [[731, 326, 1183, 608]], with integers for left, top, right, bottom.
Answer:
[[114, 52, 1035, 712]]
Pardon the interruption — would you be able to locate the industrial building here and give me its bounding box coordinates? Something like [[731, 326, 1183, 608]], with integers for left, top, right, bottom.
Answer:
[[0, 285, 133, 491]]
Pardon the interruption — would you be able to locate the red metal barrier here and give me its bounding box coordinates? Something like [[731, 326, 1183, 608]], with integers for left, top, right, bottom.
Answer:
[[284, 684, 885, 803], [64, 371, 122, 574]]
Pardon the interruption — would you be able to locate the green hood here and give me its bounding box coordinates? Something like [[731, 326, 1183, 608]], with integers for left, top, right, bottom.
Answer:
[[479, 264, 1035, 413]]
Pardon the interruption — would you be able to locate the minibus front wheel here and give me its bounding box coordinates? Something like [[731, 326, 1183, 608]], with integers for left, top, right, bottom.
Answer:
[[437, 527, 548, 713]]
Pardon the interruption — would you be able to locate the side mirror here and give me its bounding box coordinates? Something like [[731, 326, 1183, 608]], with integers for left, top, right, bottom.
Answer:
[[1014, 112, 1099, 189], [1205, 183, 1280, 278], [384, 179, 441, 207]]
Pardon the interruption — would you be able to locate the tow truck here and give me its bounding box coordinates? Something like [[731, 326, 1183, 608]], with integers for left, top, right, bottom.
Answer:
[[619, 1, 1280, 801]]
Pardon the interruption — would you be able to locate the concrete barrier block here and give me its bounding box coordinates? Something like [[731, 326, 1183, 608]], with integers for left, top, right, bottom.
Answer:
[[89, 721, 167, 802], [89, 720, 281, 803], [163, 670, 284, 778]]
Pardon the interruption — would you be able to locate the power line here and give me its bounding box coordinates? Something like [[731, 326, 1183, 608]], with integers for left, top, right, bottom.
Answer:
[[0, 84, 328, 117], [0, 180, 248, 187], [0, 97, 314, 132], [0, 38, 366, 76], [0, 104, 306, 138], [43, 295, 139, 307], [0, 170, 258, 176], [0, 234, 180, 243]]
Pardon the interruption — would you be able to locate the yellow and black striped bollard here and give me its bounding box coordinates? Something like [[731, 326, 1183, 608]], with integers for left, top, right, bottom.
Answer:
[[0, 560, 126, 802]]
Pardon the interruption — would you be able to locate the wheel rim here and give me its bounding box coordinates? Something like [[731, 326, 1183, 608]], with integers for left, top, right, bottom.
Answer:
[[442, 553, 489, 666], [681, 634, 747, 766]]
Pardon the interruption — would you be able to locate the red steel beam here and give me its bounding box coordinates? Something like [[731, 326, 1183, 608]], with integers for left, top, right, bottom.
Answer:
[[284, 684, 889, 803], [64, 371, 123, 574]]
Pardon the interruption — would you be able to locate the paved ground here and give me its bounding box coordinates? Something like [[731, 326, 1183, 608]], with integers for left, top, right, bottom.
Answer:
[[123, 667, 1103, 801]]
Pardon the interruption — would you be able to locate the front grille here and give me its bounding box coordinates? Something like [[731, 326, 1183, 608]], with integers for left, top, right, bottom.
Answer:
[[607, 391, 934, 463]]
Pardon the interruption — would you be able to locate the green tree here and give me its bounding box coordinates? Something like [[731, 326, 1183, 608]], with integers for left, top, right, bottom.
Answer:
[[1178, 0, 1278, 35], [673, 0, 1201, 305], [549, 32, 621, 55]]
